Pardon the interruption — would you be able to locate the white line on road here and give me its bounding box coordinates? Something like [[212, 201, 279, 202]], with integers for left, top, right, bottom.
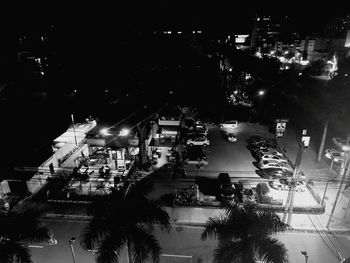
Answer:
[[161, 254, 193, 258], [28, 245, 44, 248]]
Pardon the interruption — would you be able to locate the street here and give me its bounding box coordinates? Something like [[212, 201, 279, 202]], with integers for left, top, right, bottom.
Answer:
[[30, 220, 350, 263]]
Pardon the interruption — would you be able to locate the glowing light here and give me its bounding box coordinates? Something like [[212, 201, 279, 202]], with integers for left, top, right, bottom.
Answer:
[[119, 128, 129, 136], [100, 128, 109, 135], [342, 145, 350, 151], [258, 90, 265, 96]]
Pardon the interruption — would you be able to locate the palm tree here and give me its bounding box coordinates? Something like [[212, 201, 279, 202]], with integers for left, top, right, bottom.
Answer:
[[201, 202, 288, 263], [80, 178, 170, 263], [0, 201, 51, 263]]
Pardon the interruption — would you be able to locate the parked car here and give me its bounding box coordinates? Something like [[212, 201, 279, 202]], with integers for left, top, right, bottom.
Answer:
[[195, 126, 208, 136], [184, 146, 207, 161], [325, 148, 344, 163], [186, 137, 210, 147], [227, 133, 237, 142], [240, 99, 254, 107], [249, 143, 276, 152], [187, 131, 207, 140], [246, 135, 266, 145], [258, 168, 293, 179], [259, 160, 293, 172], [219, 120, 238, 129], [332, 137, 350, 151], [195, 120, 205, 126], [260, 154, 288, 164], [254, 149, 284, 159], [268, 180, 289, 190]]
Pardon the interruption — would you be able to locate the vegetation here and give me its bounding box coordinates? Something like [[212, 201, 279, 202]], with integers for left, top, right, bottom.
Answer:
[[201, 202, 288, 263], [0, 201, 51, 263], [80, 178, 170, 263]]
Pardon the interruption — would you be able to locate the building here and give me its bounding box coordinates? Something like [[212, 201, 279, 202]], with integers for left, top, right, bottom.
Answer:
[[251, 15, 291, 53]]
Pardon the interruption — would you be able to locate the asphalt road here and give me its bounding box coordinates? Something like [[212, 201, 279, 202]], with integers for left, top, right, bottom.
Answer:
[[30, 220, 350, 263], [197, 123, 273, 178]]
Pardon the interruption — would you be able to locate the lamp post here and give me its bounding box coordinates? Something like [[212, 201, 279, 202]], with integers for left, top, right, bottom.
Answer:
[[301, 251, 309, 263], [69, 237, 77, 263]]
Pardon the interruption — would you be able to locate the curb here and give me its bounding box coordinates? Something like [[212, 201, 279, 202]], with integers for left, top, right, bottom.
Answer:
[[43, 213, 93, 221], [41, 214, 350, 234]]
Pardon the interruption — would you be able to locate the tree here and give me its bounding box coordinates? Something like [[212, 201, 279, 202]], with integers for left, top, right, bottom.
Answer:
[[80, 178, 170, 263], [0, 201, 51, 263], [201, 202, 288, 263]]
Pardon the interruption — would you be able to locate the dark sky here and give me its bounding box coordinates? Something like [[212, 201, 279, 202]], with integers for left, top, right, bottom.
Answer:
[[4, 1, 350, 35]]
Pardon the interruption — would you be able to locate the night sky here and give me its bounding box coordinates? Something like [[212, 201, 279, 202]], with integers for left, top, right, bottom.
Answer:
[[3, 2, 350, 34]]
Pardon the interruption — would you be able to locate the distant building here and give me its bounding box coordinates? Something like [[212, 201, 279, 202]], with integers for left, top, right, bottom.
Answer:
[[251, 15, 291, 53]]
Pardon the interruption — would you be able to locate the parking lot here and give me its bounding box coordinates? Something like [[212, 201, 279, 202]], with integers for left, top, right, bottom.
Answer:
[[186, 122, 275, 179]]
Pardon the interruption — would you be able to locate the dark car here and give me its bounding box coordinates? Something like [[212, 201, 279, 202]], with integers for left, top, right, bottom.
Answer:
[[248, 143, 276, 152], [246, 135, 267, 145], [184, 146, 207, 161], [247, 136, 276, 147], [256, 168, 293, 179]]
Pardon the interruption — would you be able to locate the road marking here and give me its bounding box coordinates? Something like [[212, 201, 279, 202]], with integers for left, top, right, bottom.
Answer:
[[28, 245, 44, 248], [161, 254, 193, 258]]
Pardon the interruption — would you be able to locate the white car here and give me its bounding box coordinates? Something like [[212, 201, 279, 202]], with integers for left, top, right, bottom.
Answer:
[[332, 138, 350, 151], [186, 137, 210, 147], [219, 120, 238, 129], [240, 99, 254, 107], [259, 160, 293, 172], [257, 149, 284, 158], [260, 154, 288, 164], [325, 148, 344, 162]]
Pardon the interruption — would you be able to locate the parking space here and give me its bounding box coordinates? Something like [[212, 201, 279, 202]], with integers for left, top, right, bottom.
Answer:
[[188, 122, 273, 179]]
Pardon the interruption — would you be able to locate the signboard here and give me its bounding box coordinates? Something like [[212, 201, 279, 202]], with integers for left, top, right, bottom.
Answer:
[[302, 129, 307, 135], [275, 119, 289, 123], [276, 122, 286, 131], [301, 136, 310, 147]]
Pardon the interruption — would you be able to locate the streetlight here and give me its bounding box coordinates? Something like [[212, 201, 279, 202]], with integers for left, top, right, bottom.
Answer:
[[119, 128, 129, 136], [100, 128, 110, 136], [69, 237, 77, 263], [258, 90, 265, 96], [301, 251, 309, 263]]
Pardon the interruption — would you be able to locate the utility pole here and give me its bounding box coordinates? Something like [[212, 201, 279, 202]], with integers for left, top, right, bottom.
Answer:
[[322, 158, 335, 205], [287, 141, 304, 225], [71, 114, 78, 146], [327, 150, 350, 229], [283, 140, 304, 224]]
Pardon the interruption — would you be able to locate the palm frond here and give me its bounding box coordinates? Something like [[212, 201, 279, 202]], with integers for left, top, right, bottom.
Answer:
[[0, 240, 33, 263], [253, 211, 288, 238], [255, 237, 288, 263], [95, 233, 128, 263], [131, 199, 170, 231], [129, 225, 161, 263], [201, 216, 229, 241], [18, 226, 50, 243], [127, 178, 154, 198], [80, 217, 110, 251], [213, 240, 242, 263]]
